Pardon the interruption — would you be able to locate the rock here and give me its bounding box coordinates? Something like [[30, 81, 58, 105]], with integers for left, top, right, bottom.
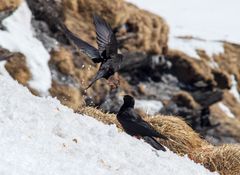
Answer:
[[212, 70, 231, 89], [166, 50, 215, 88], [191, 89, 223, 107]]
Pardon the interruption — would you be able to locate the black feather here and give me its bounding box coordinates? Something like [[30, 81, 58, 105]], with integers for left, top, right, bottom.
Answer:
[[143, 136, 166, 151], [59, 22, 102, 63], [117, 95, 168, 140], [93, 14, 118, 57]]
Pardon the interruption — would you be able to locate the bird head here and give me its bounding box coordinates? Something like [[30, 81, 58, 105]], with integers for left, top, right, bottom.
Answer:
[[123, 95, 135, 108]]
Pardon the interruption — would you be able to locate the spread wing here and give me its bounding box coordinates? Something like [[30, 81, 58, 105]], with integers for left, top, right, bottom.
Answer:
[[59, 23, 102, 63], [93, 14, 118, 58]]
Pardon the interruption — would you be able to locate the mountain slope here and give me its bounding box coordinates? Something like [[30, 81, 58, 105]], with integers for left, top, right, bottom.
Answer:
[[0, 76, 217, 175]]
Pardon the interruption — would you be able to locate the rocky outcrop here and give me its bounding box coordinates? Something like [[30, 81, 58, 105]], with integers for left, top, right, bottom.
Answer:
[[167, 50, 215, 87]]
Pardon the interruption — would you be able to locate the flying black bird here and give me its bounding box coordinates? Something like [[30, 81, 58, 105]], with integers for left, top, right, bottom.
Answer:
[[117, 95, 168, 151], [59, 15, 123, 89]]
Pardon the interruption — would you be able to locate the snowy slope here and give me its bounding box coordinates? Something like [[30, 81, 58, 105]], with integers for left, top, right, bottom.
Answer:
[[0, 1, 51, 95], [126, 0, 240, 58], [0, 76, 217, 175]]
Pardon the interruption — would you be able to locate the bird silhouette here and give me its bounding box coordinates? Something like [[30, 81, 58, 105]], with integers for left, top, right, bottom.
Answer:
[[117, 95, 167, 151], [59, 14, 123, 89]]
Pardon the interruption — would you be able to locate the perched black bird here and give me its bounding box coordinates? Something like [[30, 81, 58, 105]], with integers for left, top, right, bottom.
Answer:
[[59, 15, 123, 89], [117, 95, 167, 151]]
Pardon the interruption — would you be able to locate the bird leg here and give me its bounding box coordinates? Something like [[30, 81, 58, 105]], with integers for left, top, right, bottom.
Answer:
[[108, 72, 120, 89]]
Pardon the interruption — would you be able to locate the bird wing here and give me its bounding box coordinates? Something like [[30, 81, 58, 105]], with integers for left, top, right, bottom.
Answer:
[[59, 22, 102, 63], [85, 63, 112, 89], [120, 109, 166, 138], [93, 14, 118, 58]]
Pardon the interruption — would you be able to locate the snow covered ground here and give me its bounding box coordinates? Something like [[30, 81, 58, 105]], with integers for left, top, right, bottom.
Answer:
[[0, 1, 51, 95], [0, 76, 217, 175], [126, 0, 240, 58]]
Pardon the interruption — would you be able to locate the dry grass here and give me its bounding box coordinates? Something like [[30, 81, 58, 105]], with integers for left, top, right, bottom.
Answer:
[[78, 106, 122, 129], [78, 106, 240, 175], [0, 0, 21, 11], [145, 115, 209, 155], [189, 144, 240, 175]]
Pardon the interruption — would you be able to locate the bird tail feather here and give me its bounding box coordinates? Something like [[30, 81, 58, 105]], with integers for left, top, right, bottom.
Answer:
[[143, 136, 166, 152], [85, 70, 106, 90]]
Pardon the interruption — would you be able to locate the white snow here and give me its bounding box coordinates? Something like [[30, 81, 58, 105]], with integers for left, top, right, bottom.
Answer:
[[126, 0, 240, 44], [0, 1, 51, 95], [135, 99, 163, 115], [0, 76, 217, 175], [126, 0, 240, 58], [218, 102, 235, 119], [169, 37, 223, 59], [229, 75, 240, 103]]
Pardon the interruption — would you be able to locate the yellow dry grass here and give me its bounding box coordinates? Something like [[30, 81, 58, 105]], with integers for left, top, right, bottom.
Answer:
[[189, 144, 240, 175], [145, 115, 209, 155]]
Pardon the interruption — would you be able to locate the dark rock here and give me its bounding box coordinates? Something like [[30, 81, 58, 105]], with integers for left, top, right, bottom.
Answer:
[[191, 89, 223, 107]]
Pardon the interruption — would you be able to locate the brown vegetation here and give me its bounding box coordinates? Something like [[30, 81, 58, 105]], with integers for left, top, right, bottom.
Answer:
[[5, 53, 31, 86], [0, 0, 21, 11]]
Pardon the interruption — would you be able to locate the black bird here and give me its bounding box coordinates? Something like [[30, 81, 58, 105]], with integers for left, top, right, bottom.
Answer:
[[59, 15, 123, 89], [117, 95, 168, 151]]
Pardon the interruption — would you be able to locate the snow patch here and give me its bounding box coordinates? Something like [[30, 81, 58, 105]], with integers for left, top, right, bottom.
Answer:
[[0, 76, 217, 175], [0, 1, 51, 95], [126, 0, 240, 44], [169, 37, 223, 59], [218, 102, 235, 119], [229, 75, 240, 102], [135, 99, 163, 115]]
